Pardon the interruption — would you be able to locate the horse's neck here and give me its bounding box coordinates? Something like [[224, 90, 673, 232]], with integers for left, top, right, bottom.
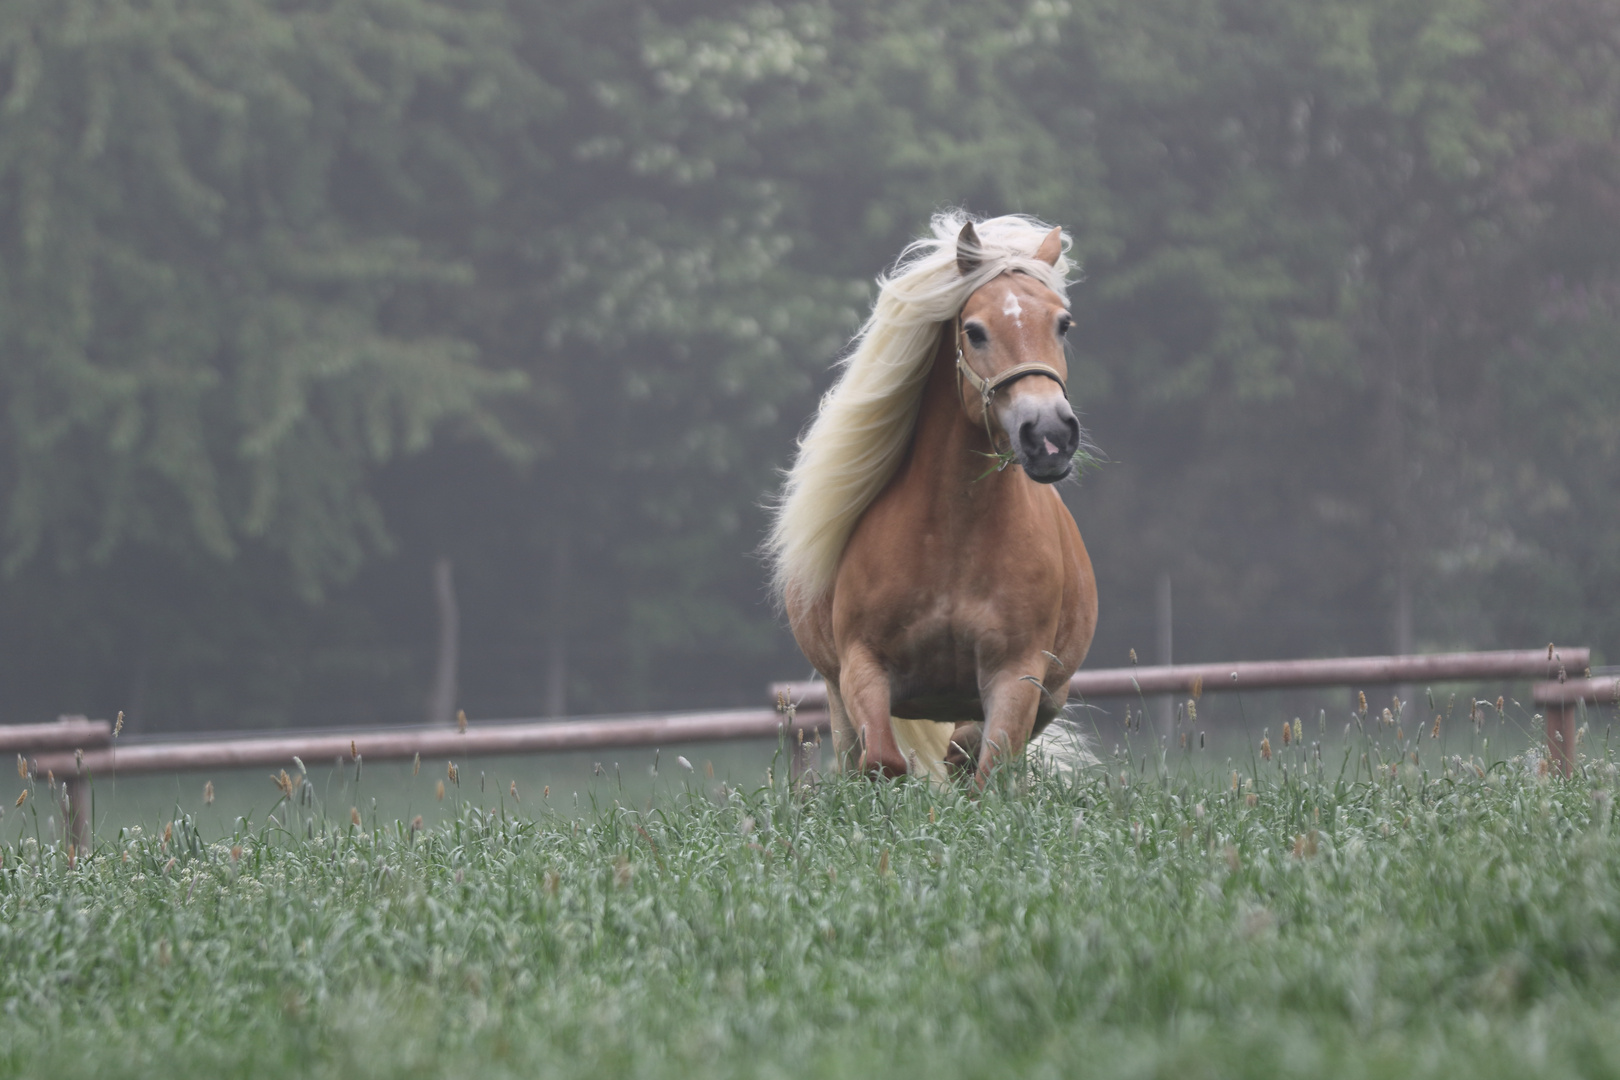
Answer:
[[904, 329, 1007, 504]]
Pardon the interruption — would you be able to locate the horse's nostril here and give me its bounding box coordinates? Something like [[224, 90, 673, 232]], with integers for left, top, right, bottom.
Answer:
[[1016, 415, 1076, 463]]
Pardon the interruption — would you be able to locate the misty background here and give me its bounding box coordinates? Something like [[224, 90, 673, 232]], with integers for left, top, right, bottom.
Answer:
[[1, 0, 1616, 733]]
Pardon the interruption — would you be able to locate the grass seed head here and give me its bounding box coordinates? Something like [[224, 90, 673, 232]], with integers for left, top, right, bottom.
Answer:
[[1187, 700, 1197, 723], [163, 821, 173, 846], [436, 780, 446, 801], [350, 807, 362, 828], [230, 845, 241, 863], [413, 753, 421, 776], [114, 710, 124, 737], [447, 761, 459, 786], [15, 790, 26, 807], [1260, 736, 1271, 761], [1129, 648, 1138, 665], [1282, 723, 1291, 747], [1432, 715, 1442, 739], [457, 709, 468, 734], [510, 780, 519, 801], [1191, 675, 1203, 700], [203, 781, 214, 805], [272, 770, 293, 798], [15, 755, 23, 779], [1293, 718, 1303, 744], [1359, 692, 1368, 718], [411, 815, 423, 833]]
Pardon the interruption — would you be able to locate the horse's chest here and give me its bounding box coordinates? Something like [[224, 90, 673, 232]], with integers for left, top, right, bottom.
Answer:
[[834, 478, 1076, 714], [880, 592, 1022, 704]]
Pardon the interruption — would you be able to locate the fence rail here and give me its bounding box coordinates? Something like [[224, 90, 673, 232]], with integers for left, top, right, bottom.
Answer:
[[3, 646, 1607, 847], [770, 648, 1589, 710], [0, 718, 111, 754], [26, 709, 827, 781]]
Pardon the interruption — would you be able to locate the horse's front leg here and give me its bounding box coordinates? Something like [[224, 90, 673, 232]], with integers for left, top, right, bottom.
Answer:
[[838, 646, 909, 778], [974, 665, 1049, 788]]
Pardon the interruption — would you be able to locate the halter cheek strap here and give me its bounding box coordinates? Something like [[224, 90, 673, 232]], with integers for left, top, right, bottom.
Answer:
[[954, 315, 1068, 459]]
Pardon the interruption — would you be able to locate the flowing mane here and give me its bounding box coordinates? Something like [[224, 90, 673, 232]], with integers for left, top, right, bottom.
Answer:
[[767, 212, 1075, 605]]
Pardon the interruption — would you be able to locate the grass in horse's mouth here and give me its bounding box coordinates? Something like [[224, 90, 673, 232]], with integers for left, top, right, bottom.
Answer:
[[973, 443, 1107, 482]]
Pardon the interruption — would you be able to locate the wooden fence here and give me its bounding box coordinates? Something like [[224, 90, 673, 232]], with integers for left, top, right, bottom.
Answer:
[[6, 646, 1611, 847]]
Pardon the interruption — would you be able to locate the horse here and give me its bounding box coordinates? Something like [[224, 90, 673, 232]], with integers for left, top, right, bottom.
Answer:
[[768, 213, 1098, 786]]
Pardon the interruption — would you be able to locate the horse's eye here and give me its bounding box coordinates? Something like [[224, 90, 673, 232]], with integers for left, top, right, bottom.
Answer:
[[1057, 314, 1073, 337], [964, 323, 988, 347]]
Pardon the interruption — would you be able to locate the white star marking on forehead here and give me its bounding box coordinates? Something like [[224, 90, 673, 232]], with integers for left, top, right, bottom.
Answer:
[[1002, 292, 1023, 327]]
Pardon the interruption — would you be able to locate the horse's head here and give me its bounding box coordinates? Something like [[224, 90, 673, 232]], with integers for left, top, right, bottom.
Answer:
[[954, 222, 1080, 484]]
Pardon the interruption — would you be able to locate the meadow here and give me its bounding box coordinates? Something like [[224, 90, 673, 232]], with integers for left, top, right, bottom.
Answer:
[[4, 707, 1620, 1079]]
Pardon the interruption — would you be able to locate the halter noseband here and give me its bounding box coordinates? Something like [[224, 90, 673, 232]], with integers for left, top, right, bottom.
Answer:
[[953, 312, 1068, 459]]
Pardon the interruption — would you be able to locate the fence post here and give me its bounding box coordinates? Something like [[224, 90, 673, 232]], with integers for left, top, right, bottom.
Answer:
[[60, 776, 88, 853], [790, 727, 818, 784], [1544, 701, 1577, 778]]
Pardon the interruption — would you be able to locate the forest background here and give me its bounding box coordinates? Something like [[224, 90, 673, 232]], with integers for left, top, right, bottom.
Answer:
[[1, 0, 1617, 732]]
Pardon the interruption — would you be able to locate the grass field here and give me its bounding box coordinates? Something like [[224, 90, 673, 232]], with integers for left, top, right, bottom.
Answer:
[[4, 711, 1620, 1079]]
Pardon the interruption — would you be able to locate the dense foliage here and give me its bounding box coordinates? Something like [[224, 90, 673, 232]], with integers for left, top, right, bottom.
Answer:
[[0, 0, 1617, 726], [4, 736, 1620, 1076]]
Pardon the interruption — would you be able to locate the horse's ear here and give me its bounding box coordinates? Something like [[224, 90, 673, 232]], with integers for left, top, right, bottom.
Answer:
[[1034, 226, 1063, 266], [956, 221, 982, 276]]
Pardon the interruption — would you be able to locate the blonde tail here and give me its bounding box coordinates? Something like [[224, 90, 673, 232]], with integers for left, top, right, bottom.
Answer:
[[887, 716, 1096, 786]]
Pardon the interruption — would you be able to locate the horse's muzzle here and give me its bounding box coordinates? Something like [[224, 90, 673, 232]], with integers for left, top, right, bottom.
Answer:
[[1008, 400, 1080, 484]]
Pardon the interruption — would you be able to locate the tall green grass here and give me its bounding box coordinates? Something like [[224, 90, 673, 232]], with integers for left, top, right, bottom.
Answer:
[[3, 711, 1620, 1078]]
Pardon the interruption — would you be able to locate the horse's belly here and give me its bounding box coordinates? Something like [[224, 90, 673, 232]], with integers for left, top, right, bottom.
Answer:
[[890, 690, 983, 724], [884, 621, 990, 723]]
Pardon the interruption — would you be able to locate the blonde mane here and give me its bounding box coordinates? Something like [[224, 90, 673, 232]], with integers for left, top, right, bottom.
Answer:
[[767, 212, 1075, 606]]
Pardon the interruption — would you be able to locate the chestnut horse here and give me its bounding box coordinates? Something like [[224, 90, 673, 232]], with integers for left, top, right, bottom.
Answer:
[[769, 214, 1097, 786]]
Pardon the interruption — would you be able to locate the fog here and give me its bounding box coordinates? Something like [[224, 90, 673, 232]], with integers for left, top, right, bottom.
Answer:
[[0, 0, 1615, 732]]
